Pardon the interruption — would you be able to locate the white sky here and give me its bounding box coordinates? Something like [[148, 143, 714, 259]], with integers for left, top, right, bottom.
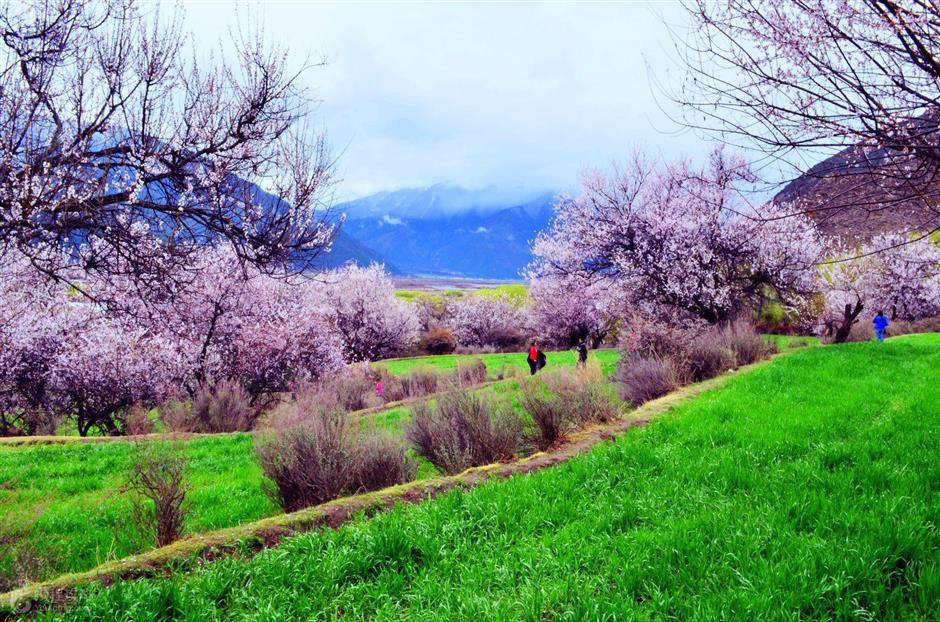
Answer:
[[179, 1, 707, 200]]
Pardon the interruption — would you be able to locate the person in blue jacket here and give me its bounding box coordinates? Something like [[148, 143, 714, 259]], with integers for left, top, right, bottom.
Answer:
[[873, 311, 889, 342]]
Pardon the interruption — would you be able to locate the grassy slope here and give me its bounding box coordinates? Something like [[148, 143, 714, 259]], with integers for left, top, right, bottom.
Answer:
[[42, 335, 940, 621]]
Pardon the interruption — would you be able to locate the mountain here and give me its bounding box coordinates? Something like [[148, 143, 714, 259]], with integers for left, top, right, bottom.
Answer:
[[774, 141, 940, 240], [335, 185, 557, 279], [312, 230, 403, 274]]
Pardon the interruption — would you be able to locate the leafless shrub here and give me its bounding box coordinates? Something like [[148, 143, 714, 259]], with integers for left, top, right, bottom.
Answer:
[[256, 400, 416, 511], [454, 344, 499, 356], [374, 361, 490, 403], [401, 367, 441, 398], [522, 361, 620, 449], [256, 407, 353, 511], [123, 404, 155, 435], [685, 332, 736, 382], [353, 434, 418, 492], [160, 399, 192, 433], [0, 501, 59, 590], [519, 377, 571, 450], [261, 385, 340, 431], [615, 355, 678, 406], [456, 358, 487, 387], [720, 320, 776, 365], [623, 317, 704, 361], [545, 360, 621, 424], [190, 379, 256, 432], [890, 316, 940, 336], [405, 391, 523, 474], [405, 402, 472, 474], [329, 373, 382, 412], [126, 443, 188, 547], [486, 327, 526, 351]]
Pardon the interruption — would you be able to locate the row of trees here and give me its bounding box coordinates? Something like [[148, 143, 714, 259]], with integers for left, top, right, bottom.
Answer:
[[6, 137, 940, 437], [528, 148, 940, 341]]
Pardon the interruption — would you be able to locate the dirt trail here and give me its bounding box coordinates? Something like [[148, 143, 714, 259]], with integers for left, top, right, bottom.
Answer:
[[0, 363, 755, 617]]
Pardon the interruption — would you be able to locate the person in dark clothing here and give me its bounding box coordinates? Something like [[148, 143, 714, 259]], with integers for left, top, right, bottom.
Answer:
[[527, 342, 539, 375], [575, 340, 588, 367], [873, 311, 889, 342], [537, 349, 547, 370]]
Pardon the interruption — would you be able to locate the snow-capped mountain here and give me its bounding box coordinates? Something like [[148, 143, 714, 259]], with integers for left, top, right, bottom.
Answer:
[[334, 185, 557, 279]]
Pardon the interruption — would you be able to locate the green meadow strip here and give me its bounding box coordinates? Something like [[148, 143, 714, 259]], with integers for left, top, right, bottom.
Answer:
[[0, 356, 747, 615], [18, 335, 940, 621]]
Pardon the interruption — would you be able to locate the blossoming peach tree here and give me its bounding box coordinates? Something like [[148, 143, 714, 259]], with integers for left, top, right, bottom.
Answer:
[[528, 149, 825, 327]]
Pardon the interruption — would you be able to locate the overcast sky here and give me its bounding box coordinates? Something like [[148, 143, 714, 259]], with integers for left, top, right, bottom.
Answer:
[[181, 1, 706, 200]]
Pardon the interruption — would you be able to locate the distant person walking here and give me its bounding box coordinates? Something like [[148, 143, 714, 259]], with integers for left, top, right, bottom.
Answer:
[[575, 339, 588, 367], [527, 342, 540, 375], [874, 311, 890, 342]]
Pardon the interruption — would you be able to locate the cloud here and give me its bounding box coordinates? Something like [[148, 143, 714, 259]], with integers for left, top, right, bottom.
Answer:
[[473, 226, 489, 234], [382, 214, 403, 226], [181, 2, 706, 200]]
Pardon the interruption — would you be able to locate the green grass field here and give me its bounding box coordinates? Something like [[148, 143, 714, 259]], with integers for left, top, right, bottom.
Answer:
[[394, 284, 528, 306], [36, 334, 940, 621], [0, 347, 621, 587], [375, 347, 620, 378], [0, 435, 275, 588]]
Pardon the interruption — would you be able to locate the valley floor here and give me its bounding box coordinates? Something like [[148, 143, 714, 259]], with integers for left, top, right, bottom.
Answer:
[[29, 334, 940, 621]]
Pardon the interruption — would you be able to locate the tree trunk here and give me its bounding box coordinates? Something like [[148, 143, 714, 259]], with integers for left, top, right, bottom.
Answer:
[[833, 301, 864, 344]]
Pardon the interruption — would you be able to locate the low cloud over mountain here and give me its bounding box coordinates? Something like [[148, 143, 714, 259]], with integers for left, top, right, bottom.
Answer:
[[333, 185, 557, 279]]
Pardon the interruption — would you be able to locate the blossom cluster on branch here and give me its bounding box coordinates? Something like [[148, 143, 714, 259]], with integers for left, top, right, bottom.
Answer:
[[0, 0, 337, 286]]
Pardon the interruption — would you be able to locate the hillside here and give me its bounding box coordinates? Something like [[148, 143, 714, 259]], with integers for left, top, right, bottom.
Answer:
[[312, 230, 403, 274], [336, 185, 557, 279], [774, 143, 940, 240], [28, 335, 940, 621]]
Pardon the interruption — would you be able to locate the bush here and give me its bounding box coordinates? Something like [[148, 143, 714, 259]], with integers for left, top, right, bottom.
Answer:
[[159, 398, 191, 433], [401, 366, 441, 398], [256, 401, 416, 512], [545, 361, 621, 424], [521, 361, 621, 450], [485, 326, 525, 351], [260, 384, 341, 431], [354, 433, 418, 492], [891, 316, 940, 336], [418, 328, 457, 355], [126, 443, 188, 547], [123, 404, 155, 435], [456, 358, 487, 387], [374, 361, 489, 403], [165, 380, 256, 433], [192, 379, 256, 432], [519, 377, 571, 450], [615, 355, 678, 406], [330, 372, 382, 411], [256, 408, 353, 511], [685, 332, 736, 382], [721, 320, 776, 365], [623, 318, 702, 361], [405, 391, 523, 474]]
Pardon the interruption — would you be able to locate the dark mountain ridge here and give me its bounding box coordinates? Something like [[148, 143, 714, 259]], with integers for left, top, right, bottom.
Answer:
[[774, 142, 940, 240]]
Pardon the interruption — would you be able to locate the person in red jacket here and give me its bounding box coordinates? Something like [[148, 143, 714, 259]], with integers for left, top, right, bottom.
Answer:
[[527, 342, 540, 375]]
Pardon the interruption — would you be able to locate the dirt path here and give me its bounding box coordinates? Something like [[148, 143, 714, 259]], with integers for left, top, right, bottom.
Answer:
[[0, 363, 758, 617]]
